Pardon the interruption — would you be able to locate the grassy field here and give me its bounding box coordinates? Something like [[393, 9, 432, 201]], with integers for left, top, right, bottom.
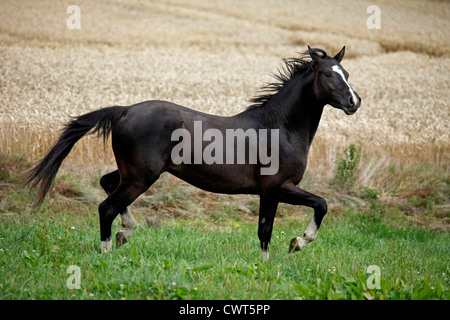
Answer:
[[0, 210, 448, 300], [0, 0, 449, 300], [0, 149, 448, 300], [0, 152, 449, 301]]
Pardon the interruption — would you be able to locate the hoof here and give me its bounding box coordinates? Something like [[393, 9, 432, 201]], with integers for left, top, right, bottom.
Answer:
[[289, 237, 301, 253], [116, 231, 128, 248]]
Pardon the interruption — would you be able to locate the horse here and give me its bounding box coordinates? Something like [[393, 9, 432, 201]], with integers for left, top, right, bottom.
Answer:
[[26, 46, 361, 259]]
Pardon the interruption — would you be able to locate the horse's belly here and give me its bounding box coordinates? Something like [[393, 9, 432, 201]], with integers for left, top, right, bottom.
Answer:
[[167, 164, 259, 195]]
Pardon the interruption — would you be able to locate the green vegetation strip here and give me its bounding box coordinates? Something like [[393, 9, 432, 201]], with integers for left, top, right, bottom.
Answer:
[[0, 210, 448, 300]]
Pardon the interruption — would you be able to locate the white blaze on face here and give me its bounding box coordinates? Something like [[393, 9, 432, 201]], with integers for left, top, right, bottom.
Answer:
[[332, 65, 358, 105]]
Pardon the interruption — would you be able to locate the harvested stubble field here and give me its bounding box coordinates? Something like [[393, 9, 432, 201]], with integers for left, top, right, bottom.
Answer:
[[0, 0, 449, 301]]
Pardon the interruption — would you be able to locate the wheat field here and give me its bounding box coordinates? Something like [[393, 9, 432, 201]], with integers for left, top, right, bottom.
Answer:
[[0, 0, 449, 175]]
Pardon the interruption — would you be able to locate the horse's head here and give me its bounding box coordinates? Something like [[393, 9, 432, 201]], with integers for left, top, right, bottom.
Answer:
[[308, 46, 361, 115]]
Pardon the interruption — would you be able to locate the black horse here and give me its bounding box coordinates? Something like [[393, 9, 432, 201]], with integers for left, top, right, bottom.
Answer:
[[26, 46, 361, 258]]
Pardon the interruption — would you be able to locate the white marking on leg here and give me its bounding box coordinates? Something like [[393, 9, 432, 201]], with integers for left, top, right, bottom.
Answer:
[[116, 208, 136, 247], [295, 217, 319, 251], [332, 65, 357, 104], [303, 216, 319, 242], [262, 250, 269, 261], [101, 239, 112, 253], [121, 208, 136, 235]]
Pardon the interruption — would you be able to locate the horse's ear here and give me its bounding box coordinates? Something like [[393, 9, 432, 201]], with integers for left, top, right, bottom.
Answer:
[[308, 46, 323, 62], [333, 46, 345, 63]]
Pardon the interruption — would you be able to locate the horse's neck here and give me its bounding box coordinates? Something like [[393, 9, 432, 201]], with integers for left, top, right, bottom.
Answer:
[[267, 73, 325, 147]]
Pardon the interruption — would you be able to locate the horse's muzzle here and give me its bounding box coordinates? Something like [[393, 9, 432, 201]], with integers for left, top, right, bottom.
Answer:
[[343, 94, 361, 115]]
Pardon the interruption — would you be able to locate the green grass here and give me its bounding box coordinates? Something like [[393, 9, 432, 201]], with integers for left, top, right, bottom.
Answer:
[[0, 210, 448, 300], [0, 151, 448, 300]]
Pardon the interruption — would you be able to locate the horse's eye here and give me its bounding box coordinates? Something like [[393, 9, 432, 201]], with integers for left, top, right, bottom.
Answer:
[[324, 72, 331, 77]]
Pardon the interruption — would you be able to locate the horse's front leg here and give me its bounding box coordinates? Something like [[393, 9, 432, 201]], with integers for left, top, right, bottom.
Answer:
[[276, 182, 328, 253], [257, 196, 279, 260]]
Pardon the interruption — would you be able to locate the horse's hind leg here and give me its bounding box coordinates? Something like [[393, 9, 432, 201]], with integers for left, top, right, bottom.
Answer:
[[98, 178, 154, 252], [100, 171, 137, 248], [100, 170, 120, 195], [115, 207, 135, 248]]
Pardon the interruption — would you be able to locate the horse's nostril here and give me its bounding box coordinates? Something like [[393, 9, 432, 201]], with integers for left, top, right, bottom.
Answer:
[[348, 97, 355, 107]]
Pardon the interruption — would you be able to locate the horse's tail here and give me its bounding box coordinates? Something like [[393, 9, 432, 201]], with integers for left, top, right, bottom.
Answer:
[[25, 106, 128, 207]]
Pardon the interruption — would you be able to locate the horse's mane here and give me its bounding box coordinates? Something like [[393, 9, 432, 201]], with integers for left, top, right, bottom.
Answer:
[[247, 48, 328, 111]]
